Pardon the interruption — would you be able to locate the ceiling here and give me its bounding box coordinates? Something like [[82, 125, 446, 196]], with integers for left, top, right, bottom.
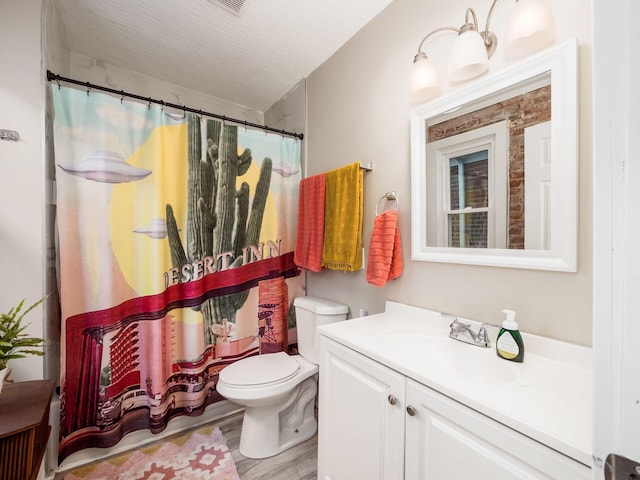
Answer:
[[53, 0, 395, 112]]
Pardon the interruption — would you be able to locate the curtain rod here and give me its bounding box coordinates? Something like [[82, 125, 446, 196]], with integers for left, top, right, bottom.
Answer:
[[46, 70, 304, 141]]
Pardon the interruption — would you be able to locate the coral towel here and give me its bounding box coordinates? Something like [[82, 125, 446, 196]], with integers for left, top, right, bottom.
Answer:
[[321, 162, 364, 271], [366, 209, 403, 286], [294, 174, 326, 272]]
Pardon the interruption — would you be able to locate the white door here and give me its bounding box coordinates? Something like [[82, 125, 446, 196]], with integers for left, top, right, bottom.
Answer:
[[593, 0, 640, 477], [318, 338, 405, 480], [524, 120, 552, 250], [404, 379, 590, 480]]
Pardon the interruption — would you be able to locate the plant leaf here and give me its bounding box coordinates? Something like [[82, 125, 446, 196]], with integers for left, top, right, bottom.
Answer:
[[15, 349, 44, 357], [0, 296, 47, 365]]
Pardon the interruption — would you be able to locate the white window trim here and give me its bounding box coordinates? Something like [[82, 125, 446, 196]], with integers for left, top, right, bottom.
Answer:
[[427, 120, 508, 248]]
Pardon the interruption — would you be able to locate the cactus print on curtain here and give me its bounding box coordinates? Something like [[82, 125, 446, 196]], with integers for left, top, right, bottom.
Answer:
[[52, 86, 303, 461]]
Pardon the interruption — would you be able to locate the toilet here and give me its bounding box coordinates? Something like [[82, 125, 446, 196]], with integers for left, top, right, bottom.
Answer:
[[216, 296, 348, 459]]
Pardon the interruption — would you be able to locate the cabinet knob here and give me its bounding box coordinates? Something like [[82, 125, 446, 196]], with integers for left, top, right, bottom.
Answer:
[[388, 395, 397, 405], [406, 405, 416, 416]]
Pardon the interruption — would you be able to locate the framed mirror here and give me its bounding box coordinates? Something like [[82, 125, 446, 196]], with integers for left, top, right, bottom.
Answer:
[[410, 38, 578, 271]]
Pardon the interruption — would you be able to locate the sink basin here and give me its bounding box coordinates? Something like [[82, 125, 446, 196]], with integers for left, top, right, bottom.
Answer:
[[387, 331, 449, 350], [387, 331, 524, 384], [444, 350, 523, 383]]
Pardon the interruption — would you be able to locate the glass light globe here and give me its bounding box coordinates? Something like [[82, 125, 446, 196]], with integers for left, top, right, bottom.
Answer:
[[409, 53, 441, 104], [448, 29, 489, 83], [504, 0, 555, 60]]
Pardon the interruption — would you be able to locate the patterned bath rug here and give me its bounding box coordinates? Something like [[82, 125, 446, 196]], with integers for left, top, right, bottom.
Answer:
[[63, 425, 240, 480]]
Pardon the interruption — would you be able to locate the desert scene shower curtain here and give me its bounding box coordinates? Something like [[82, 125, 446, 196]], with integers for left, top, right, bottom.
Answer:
[[52, 86, 303, 460]]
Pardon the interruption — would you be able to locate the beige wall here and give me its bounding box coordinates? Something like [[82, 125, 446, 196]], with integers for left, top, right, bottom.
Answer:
[[306, 0, 592, 345]]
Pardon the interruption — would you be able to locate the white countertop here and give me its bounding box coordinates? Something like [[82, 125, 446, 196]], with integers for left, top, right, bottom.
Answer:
[[318, 301, 592, 467]]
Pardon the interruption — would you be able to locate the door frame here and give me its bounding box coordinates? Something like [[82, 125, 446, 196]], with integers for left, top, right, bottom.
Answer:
[[592, 0, 640, 476]]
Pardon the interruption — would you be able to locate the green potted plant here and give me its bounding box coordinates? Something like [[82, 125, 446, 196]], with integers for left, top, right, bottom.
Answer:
[[0, 298, 46, 392]]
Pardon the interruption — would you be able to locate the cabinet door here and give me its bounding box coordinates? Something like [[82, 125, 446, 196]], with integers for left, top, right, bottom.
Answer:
[[318, 337, 405, 480], [405, 379, 591, 480]]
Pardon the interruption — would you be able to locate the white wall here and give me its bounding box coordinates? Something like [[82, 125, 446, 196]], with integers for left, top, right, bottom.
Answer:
[[0, 0, 46, 381], [67, 52, 264, 125], [265, 77, 306, 185], [306, 0, 593, 345], [265, 78, 306, 140], [45, 0, 70, 76]]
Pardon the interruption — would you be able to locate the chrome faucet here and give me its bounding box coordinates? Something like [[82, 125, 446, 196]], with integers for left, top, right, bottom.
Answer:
[[445, 314, 491, 348]]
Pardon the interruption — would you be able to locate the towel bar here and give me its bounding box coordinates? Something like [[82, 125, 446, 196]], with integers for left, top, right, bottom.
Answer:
[[360, 162, 374, 172]]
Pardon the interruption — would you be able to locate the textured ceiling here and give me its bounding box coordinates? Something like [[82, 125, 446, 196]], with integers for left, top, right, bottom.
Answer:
[[53, 0, 394, 112]]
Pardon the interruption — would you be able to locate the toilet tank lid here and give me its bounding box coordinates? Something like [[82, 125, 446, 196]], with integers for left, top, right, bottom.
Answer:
[[293, 296, 349, 315]]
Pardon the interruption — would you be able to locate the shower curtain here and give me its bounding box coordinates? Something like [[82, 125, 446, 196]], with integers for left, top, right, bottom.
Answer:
[[52, 86, 303, 461]]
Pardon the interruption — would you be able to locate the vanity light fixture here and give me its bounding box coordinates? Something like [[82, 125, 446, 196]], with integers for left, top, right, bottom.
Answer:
[[409, 0, 555, 104]]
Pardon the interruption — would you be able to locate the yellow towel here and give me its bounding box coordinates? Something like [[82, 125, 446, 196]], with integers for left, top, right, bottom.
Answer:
[[321, 162, 364, 271]]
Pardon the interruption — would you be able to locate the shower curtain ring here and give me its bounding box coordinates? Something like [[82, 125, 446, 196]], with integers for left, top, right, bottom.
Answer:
[[244, 120, 248, 132], [57, 80, 61, 90], [120, 90, 125, 104], [86, 82, 91, 96]]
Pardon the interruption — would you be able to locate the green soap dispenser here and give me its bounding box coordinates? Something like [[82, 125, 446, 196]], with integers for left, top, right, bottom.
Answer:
[[496, 309, 524, 363]]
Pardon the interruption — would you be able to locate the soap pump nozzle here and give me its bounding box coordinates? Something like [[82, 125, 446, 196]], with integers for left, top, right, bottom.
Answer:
[[501, 309, 518, 330]]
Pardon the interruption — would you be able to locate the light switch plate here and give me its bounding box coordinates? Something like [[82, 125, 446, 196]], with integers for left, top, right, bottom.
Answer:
[[0, 129, 19, 141]]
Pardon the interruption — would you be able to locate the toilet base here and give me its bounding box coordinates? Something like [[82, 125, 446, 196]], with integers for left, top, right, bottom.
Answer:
[[238, 377, 318, 459]]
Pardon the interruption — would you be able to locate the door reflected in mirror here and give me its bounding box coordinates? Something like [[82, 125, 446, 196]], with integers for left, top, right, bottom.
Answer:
[[410, 39, 578, 271]]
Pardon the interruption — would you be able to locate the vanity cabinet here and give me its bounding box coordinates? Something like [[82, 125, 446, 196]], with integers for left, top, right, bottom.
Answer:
[[319, 337, 591, 480], [404, 379, 591, 480], [318, 337, 405, 480]]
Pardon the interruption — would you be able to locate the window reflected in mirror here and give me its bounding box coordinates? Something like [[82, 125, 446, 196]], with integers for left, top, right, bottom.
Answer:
[[426, 76, 550, 250], [447, 152, 489, 248]]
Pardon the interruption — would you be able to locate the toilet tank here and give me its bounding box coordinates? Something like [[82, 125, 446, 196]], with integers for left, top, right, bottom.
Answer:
[[294, 296, 348, 364]]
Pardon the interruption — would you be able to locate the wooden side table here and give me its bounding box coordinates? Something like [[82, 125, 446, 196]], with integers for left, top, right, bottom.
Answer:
[[0, 379, 55, 480]]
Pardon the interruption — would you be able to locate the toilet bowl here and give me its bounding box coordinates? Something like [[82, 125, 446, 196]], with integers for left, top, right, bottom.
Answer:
[[216, 296, 348, 459]]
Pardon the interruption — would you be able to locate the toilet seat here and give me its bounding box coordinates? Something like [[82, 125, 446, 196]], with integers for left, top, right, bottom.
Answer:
[[219, 351, 299, 388]]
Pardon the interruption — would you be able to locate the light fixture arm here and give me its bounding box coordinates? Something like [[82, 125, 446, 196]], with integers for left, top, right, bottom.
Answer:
[[409, 0, 555, 101], [415, 0, 502, 62], [480, 0, 500, 58], [462, 7, 479, 32], [458, 3, 499, 58], [415, 25, 460, 61]]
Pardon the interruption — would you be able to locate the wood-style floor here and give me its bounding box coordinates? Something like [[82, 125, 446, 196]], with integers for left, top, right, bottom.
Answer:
[[218, 412, 318, 480], [53, 412, 318, 480]]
